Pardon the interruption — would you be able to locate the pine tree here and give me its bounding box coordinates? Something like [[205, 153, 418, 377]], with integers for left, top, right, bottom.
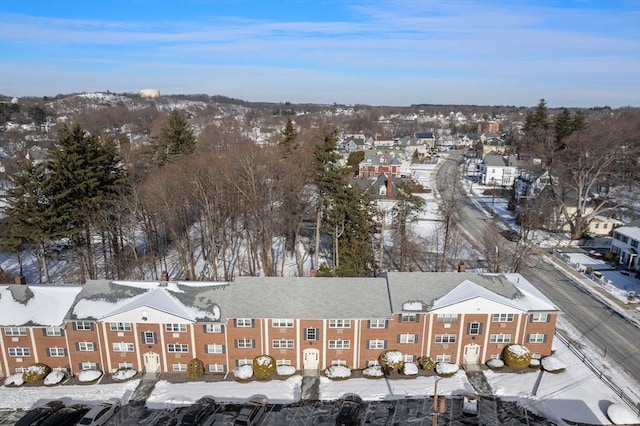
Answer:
[[279, 118, 298, 157], [151, 110, 196, 166]]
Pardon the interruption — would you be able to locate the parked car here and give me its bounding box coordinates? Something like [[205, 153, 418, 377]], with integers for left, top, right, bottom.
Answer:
[[335, 394, 363, 426], [179, 397, 217, 425], [462, 393, 478, 416], [15, 400, 65, 426], [77, 398, 121, 425], [234, 396, 267, 426], [39, 404, 89, 426], [502, 229, 521, 242]]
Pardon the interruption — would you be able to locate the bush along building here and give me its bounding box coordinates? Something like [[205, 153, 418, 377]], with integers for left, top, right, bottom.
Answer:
[[0, 272, 559, 377]]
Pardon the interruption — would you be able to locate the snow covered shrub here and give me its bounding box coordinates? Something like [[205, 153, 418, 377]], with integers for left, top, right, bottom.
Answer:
[[44, 370, 67, 385], [253, 355, 276, 379], [187, 358, 205, 379], [378, 350, 404, 371], [417, 356, 436, 372], [23, 363, 51, 383], [276, 365, 296, 377], [4, 373, 24, 386], [435, 362, 459, 376], [529, 358, 541, 369], [112, 368, 137, 381], [324, 365, 351, 380], [362, 365, 384, 378], [402, 363, 419, 376], [233, 364, 253, 381], [486, 358, 504, 369], [541, 356, 566, 373], [502, 344, 532, 369], [78, 370, 102, 382]]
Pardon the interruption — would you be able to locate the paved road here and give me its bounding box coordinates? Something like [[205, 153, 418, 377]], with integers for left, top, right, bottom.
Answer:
[[435, 153, 640, 391]]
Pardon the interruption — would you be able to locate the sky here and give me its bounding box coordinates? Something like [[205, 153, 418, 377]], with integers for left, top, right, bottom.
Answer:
[[0, 0, 639, 107]]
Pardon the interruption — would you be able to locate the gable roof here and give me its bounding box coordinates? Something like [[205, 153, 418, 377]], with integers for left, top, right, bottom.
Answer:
[[483, 153, 518, 167]]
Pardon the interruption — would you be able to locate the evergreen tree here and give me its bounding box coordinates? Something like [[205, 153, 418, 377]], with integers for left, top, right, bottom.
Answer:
[[391, 181, 426, 271], [151, 110, 196, 166], [44, 124, 129, 280], [279, 118, 298, 157]]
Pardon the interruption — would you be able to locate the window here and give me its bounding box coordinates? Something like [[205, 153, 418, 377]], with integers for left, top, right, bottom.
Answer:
[[398, 334, 417, 344], [74, 321, 93, 331], [167, 343, 189, 353], [276, 359, 291, 367], [492, 313, 514, 322], [206, 344, 224, 354], [173, 363, 187, 372], [204, 323, 223, 333], [436, 354, 451, 363], [369, 319, 387, 329], [80, 362, 98, 371], [468, 322, 482, 335], [272, 319, 294, 328], [165, 324, 187, 333], [435, 334, 456, 344], [110, 322, 132, 332], [78, 342, 95, 351], [235, 338, 255, 349], [236, 358, 252, 366], [328, 340, 350, 349], [331, 359, 347, 366], [490, 334, 512, 343], [400, 313, 418, 323], [143, 332, 156, 344], [403, 354, 415, 363], [530, 313, 549, 323], [272, 339, 294, 349], [235, 318, 253, 327], [528, 333, 547, 344], [118, 362, 133, 369], [366, 360, 380, 367], [436, 314, 458, 323], [113, 342, 134, 352], [208, 364, 225, 373], [329, 319, 351, 328], [368, 340, 386, 350], [4, 327, 26, 336], [305, 328, 318, 341], [45, 326, 63, 336], [8, 347, 30, 357], [48, 347, 65, 357]]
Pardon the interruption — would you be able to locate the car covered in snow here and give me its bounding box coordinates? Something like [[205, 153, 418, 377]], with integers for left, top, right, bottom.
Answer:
[[77, 398, 121, 425], [15, 400, 64, 426], [335, 394, 364, 426], [179, 397, 217, 426]]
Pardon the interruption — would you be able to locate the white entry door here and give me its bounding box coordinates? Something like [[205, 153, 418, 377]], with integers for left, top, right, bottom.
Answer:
[[303, 348, 320, 370], [143, 352, 160, 373], [463, 343, 480, 364]]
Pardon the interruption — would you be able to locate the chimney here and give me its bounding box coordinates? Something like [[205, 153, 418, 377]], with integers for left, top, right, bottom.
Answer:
[[160, 270, 169, 281], [309, 268, 317, 277], [458, 262, 467, 273], [386, 178, 393, 198], [15, 275, 26, 285]]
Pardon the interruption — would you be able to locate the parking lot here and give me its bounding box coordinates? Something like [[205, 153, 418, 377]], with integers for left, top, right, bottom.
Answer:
[[1, 396, 556, 425]]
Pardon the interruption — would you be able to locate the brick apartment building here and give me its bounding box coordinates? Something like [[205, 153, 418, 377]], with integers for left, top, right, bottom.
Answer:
[[0, 272, 559, 377]]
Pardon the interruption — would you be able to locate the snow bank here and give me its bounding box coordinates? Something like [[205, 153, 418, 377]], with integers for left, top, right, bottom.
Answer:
[[4, 373, 24, 387], [78, 370, 102, 382], [324, 365, 351, 379], [44, 370, 66, 385], [112, 369, 137, 381]]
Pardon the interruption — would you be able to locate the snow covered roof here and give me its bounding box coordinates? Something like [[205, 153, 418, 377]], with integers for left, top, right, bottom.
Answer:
[[0, 284, 82, 326], [70, 280, 223, 322], [382, 272, 558, 313], [614, 225, 640, 241]]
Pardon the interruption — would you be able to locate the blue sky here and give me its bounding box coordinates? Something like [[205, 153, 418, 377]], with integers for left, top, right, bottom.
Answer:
[[1, 0, 639, 107]]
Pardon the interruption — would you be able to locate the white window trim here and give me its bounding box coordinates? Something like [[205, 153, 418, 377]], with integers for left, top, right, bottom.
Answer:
[[4, 327, 27, 336], [165, 324, 187, 333], [435, 334, 456, 344], [492, 313, 514, 322], [272, 339, 294, 349], [167, 343, 189, 353], [48, 347, 66, 357], [272, 319, 294, 328], [399, 334, 416, 344], [8, 347, 30, 357], [328, 340, 350, 349], [236, 318, 253, 327], [531, 313, 549, 323], [329, 319, 351, 328], [110, 322, 132, 332], [78, 342, 95, 352], [489, 334, 512, 343], [369, 319, 386, 329], [206, 344, 224, 354], [368, 339, 386, 350], [112, 342, 134, 352]]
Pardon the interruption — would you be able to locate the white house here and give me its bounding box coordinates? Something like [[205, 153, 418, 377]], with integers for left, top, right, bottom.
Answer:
[[610, 221, 640, 271], [479, 154, 519, 186]]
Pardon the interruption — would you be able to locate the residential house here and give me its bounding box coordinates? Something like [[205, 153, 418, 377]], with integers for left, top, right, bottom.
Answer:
[[586, 216, 622, 237], [610, 221, 640, 271], [533, 185, 595, 234], [0, 272, 559, 377], [479, 154, 519, 186], [358, 151, 402, 179], [477, 121, 500, 135], [514, 169, 555, 202], [415, 132, 436, 149], [373, 135, 395, 148]]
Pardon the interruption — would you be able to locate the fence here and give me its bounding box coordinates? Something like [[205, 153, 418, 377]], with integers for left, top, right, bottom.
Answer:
[[554, 331, 640, 417]]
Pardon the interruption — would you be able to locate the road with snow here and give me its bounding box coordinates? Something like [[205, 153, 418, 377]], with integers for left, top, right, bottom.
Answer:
[[436, 153, 640, 391]]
